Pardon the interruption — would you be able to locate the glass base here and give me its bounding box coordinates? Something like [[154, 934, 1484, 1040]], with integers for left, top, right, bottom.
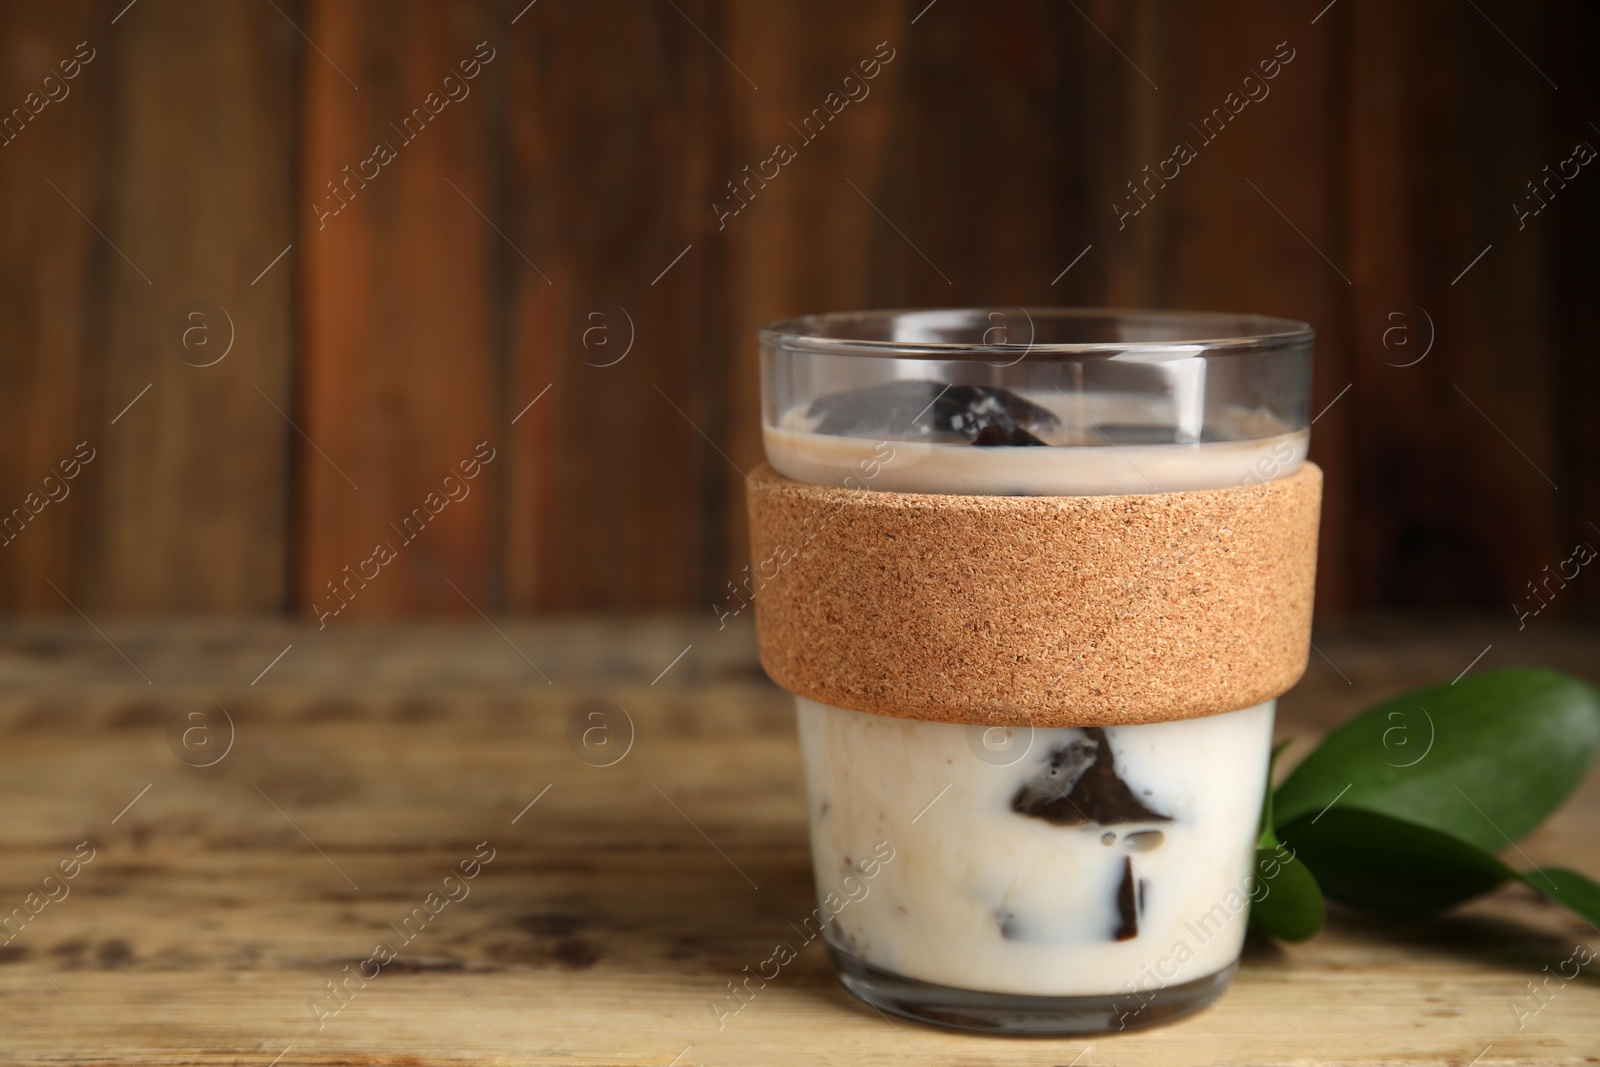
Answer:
[[828, 944, 1237, 1035]]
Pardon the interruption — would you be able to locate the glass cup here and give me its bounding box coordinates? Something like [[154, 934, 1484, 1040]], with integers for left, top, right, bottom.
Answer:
[[755, 308, 1314, 1034]]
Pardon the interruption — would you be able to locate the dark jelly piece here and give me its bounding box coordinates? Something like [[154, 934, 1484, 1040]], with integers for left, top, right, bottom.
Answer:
[[806, 380, 1057, 445], [972, 423, 1047, 447], [1113, 858, 1139, 940], [1010, 728, 1171, 827]]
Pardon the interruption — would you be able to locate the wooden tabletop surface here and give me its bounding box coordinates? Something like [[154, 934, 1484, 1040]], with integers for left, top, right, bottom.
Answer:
[[0, 616, 1595, 1066]]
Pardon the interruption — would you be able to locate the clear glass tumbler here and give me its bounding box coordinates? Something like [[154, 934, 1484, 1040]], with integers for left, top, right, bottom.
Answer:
[[756, 308, 1314, 1034]]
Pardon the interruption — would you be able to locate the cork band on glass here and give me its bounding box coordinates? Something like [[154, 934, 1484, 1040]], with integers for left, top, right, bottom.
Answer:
[[746, 462, 1322, 728]]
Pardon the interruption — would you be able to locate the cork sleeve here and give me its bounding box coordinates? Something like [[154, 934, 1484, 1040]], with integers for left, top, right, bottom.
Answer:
[[745, 462, 1322, 728]]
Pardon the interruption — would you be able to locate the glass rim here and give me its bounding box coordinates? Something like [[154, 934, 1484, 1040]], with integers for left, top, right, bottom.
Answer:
[[760, 307, 1314, 358]]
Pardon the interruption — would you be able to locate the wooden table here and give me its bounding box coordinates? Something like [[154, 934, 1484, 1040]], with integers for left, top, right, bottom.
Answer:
[[0, 616, 1595, 1066]]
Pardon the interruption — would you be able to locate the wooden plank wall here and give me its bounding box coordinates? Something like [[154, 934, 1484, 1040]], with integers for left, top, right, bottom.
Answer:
[[0, 0, 1593, 619]]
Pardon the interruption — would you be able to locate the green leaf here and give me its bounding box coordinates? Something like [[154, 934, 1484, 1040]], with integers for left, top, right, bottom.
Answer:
[[1512, 867, 1600, 928], [1273, 669, 1600, 854], [1278, 808, 1511, 915], [1247, 841, 1326, 940], [1248, 739, 1325, 941], [1278, 808, 1600, 928]]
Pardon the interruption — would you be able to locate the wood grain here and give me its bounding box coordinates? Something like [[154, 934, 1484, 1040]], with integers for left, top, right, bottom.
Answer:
[[0, 0, 1595, 616], [0, 0, 106, 611], [299, 0, 500, 616], [502, 0, 729, 611], [0, 617, 1594, 1065], [88, 0, 298, 611], [1545, 1, 1600, 611], [1345, 0, 1565, 614]]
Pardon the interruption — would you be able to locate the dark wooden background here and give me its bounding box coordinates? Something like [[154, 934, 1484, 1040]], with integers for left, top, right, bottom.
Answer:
[[0, 0, 1595, 619]]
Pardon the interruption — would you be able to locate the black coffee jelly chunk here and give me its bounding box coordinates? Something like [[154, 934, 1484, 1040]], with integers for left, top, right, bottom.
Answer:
[[972, 423, 1047, 447], [1010, 728, 1171, 827], [1113, 858, 1152, 941], [806, 380, 1057, 446]]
